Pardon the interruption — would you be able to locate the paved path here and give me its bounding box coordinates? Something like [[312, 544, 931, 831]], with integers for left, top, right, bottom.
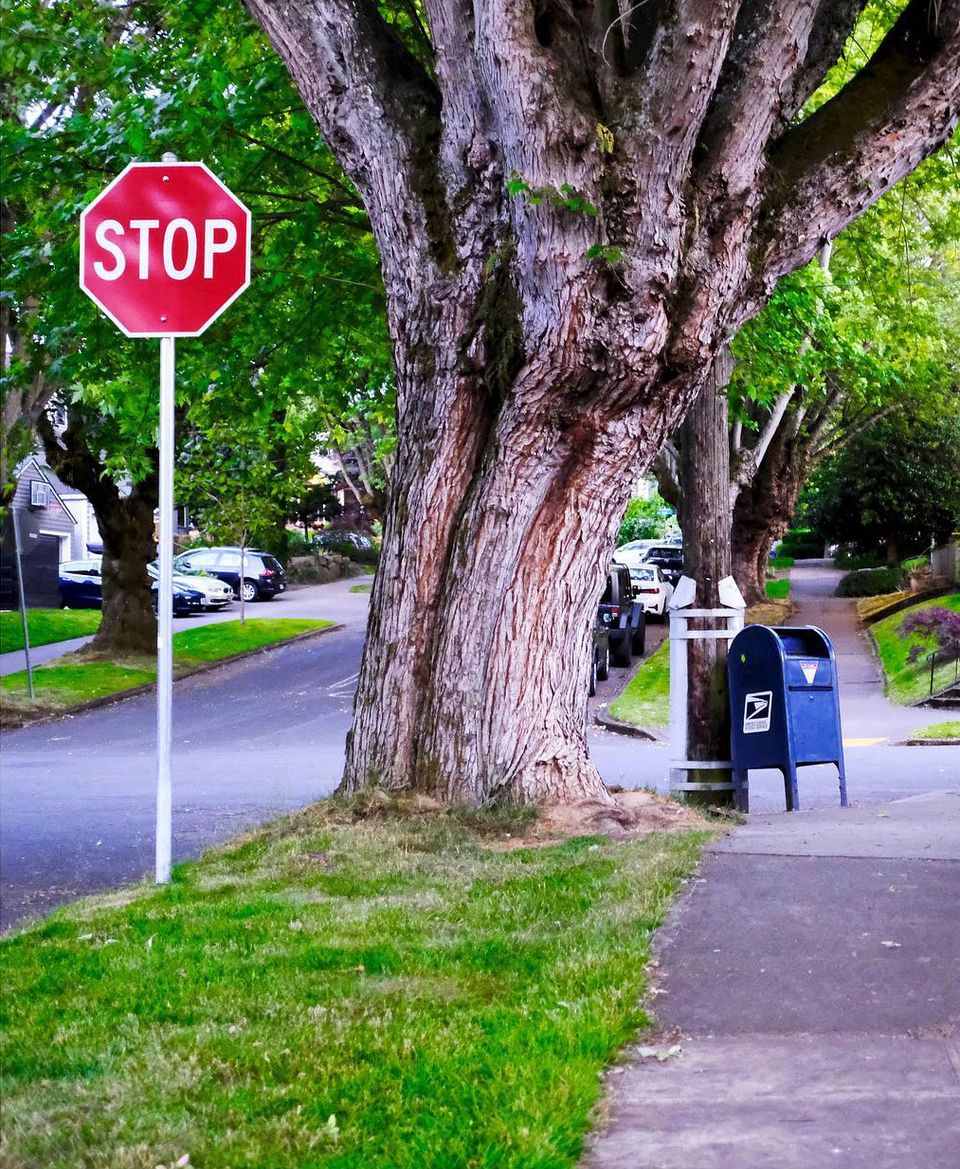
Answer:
[[583, 566, 960, 1169], [785, 560, 955, 742]]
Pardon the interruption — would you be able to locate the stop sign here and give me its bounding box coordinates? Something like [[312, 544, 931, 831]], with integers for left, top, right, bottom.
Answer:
[[80, 161, 251, 337]]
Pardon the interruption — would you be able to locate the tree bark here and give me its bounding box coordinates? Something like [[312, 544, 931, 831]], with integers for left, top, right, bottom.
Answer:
[[677, 349, 735, 804], [244, 0, 960, 805], [39, 408, 158, 657]]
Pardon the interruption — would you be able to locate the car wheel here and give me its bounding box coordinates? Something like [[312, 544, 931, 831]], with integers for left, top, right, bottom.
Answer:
[[613, 632, 632, 667], [588, 655, 597, 696], [632, 625, 646, 656], [239, 579, 259, 603], [597, 643, 610, 682]]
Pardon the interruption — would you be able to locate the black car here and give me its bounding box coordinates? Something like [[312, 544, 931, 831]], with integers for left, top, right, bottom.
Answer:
[[59, 559, 203, 616], [642, 544, 684, 587], [598, 563, 646, 667], [172, 547, 287, 602], [589, 625, 610, 696]]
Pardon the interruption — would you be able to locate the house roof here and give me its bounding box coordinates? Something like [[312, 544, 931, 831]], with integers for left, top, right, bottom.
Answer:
[[15, 457, 80, 522]]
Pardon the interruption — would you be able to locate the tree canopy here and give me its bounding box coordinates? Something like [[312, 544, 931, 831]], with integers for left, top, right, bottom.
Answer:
[[2, 0, 392, 503]]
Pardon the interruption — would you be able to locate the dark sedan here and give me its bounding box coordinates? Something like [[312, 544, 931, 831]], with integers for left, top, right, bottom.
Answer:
[[59, 560, 203, 616]]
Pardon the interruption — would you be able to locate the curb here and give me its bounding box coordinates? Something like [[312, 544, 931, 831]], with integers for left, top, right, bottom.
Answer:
[[0, 623, 343, 733], [594, 706, 662, 742], [900, 737, 960, 747]]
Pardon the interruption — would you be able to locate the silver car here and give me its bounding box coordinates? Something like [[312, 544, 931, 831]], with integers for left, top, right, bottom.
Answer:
[[148, 562, 234, 609]]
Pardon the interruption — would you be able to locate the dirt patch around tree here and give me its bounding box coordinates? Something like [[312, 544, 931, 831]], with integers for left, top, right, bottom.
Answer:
[[484, 790, 717, 851]]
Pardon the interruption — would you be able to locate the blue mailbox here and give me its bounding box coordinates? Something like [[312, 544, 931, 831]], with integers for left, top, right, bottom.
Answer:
[[727, 625, 848, 812]]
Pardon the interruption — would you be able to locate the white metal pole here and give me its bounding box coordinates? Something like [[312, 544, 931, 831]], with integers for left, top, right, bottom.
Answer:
[[156, 334, 175, 883], [11, 509, 35, 699]]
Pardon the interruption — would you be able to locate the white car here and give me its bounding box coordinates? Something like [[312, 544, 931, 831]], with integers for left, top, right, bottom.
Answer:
[[627, 564, 674, 620], [147, 561, 234, 609]]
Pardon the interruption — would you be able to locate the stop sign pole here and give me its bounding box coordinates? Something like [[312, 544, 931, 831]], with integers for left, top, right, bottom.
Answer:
[[80, 155, 251, 883]]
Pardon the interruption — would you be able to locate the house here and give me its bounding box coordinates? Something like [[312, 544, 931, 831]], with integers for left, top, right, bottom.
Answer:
[[0, 458, 100, 608]]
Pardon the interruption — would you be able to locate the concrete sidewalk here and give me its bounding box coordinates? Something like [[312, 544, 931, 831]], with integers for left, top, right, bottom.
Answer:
[[583, 791, 960, 1169], [582, 564, 959, 1165]]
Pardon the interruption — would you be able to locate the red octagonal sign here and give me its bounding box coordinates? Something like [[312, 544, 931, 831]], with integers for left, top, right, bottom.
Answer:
[[80, 161, 251, 337]]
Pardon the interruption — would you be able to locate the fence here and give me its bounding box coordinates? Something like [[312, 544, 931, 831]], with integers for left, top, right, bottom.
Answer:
[[931, 537, 959, 585]]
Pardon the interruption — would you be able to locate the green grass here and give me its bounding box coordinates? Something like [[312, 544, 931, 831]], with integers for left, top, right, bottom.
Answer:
[[0, 619, 334, 720], [870, 592, 960, 704], [171, 619, 334, 668], [349, 583, 373, 594], [770, 554, 794, 570], [0, 796, 711, 1169], [910, 720, 960, 740], [0, 608, 101, 654], [765, 579, 791, 600], [609, 639, 670, 727]]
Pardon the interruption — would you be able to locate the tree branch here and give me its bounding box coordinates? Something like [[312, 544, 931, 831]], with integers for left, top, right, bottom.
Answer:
[[759, 0, 960, 284], [243, 0, 450, 281]]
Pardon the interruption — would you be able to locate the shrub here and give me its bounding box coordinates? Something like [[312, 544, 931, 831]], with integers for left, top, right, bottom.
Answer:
[[834, 548, 885, 570], [778, 528, 824, 559], [835, 567, 906, 597], [899, 606, 960, 664], [316, 530, 380, 565]]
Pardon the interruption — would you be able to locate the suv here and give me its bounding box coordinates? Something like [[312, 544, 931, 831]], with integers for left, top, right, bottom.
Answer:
[[598, 562, 646, 666], [172, 547, 287, 602], [642, 544, 684, 587]]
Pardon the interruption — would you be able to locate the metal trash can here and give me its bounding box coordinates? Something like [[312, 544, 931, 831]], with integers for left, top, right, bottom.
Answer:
[[727, 625, 848, 812]]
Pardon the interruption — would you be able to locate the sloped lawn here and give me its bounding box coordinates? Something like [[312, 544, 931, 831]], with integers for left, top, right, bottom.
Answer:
[[870, 593, 960, 704]]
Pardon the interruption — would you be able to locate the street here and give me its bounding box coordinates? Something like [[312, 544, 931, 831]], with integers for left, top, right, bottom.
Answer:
[[1, 569, 957, 931]]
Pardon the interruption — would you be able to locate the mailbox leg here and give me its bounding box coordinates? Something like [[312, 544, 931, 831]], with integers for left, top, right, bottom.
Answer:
[[837, 761, 848, 808], [783, 765, 800, 812], [733, 770, 750, 813]]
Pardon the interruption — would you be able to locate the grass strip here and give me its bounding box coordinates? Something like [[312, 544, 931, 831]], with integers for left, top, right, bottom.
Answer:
[[609, 638, 669, 727], [0, 618, 334, 719], [0, 608, 101, 654], [770, 554, 794, 569], [765, 579, 791, 600], [869, 592, 960, 704], [349, 584, 373, 594], [0, 796, 711, 1169], [170, 618, 334, 668], [909, 720, 960, 741]]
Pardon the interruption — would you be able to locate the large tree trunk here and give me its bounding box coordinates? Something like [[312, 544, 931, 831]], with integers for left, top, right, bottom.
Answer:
[[677, 350, 735, 804], [246, 0, 960, 805], [731, 422, 811, 605], [40, 408, 158, 657]]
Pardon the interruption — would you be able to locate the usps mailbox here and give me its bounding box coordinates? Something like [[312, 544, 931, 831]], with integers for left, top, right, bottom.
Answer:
[[727, 625, 848, 812]]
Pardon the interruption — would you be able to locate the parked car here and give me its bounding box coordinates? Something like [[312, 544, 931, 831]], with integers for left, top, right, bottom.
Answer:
[[147, 561, 234, 609], [641, 544, 684, 587], [589, 625, 611, 696], [58, 559, 104, 609], [59, 559, 203, 616], [628, 563, 674, 620], [598, 563, 646, 666], [171, 547, 287, 602]]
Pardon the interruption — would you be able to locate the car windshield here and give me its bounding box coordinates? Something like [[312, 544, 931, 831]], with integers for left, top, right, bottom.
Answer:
[[630, 568, 655, 581]]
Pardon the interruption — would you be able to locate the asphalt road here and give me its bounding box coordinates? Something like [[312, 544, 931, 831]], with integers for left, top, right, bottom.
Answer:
[[1, 574, 956, 931]]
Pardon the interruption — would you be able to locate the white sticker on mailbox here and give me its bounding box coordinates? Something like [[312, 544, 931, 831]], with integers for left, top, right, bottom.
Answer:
[[799, 660, 819, 684], [743, 691, 773, 734]]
